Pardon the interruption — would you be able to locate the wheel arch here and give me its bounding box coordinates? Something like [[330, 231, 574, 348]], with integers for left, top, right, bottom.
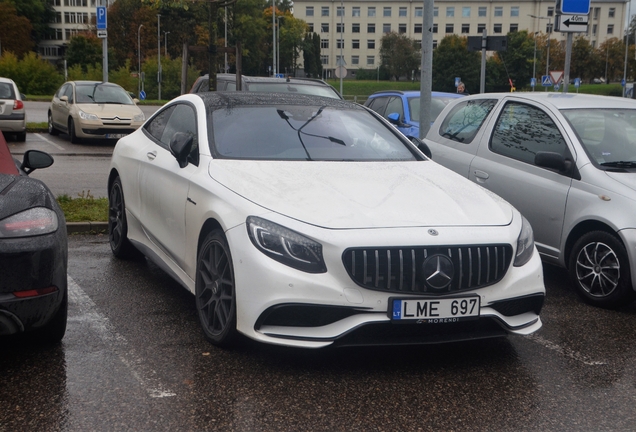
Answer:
[[564, 220, 619, 267], [107, 168, 120, 194], [197, 218, 224, 258]]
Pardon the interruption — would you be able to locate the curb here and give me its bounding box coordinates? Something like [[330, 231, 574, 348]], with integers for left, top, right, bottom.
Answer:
[[67, 221, 108, 234]]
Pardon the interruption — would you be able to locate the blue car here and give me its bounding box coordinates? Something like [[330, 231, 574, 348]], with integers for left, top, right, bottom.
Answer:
[[364, 90, 465, 137]]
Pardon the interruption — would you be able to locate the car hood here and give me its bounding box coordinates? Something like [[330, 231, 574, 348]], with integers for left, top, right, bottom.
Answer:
[[208, 161, 513, 229], [76, 103, 142, 118], [604, 171, 636, 194], [0, 174, 57, 219]]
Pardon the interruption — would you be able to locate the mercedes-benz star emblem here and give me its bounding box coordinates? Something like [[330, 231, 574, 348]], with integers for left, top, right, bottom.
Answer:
[[422, 254, 454, 289]]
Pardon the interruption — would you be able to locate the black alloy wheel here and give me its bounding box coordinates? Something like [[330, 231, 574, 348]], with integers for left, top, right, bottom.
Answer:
[[569, 230, 635, 308], [68, 118, 80, 144], [196, 230, 238, 346], [108, 177, 139, 259], [48, 112, 59, 135]]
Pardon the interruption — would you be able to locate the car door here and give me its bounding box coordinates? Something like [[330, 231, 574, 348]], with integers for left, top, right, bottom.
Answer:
[[51, 84, 72, 129], [138, 102, 199, 269], [468, 99, 575, 259]]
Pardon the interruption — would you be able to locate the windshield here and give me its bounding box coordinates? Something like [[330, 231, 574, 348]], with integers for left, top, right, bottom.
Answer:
[[562, 108, 636, 166], [210, 105, 419, 161], [75, 84, 134, 105], [246, 83, 341, 99]]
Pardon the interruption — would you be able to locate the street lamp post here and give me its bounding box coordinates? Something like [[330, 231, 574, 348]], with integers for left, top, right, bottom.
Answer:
[[157, 14, 161, 101], [277, 17, 281, 77], [164, 31, 170, 57], [137, 24, 143, 97], [272, 0, 276, 77], [529, 14, 551, 89], [533, 32, 538, 91]]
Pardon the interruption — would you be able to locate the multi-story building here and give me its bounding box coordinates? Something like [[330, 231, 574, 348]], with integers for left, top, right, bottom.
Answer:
[[293, 0, 629, 78], [38, 0, 114, 62]]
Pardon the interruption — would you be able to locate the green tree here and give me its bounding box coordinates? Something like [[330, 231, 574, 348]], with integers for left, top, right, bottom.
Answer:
[[432, 35, 480, 93], [379, 32, 420, 81], [232, 0, 268, 75], [492, 31, 534, 91], [0, 2, 34, 58], [303, 32, 321, 77], [0, 52, 62, 94], [570, 36, 596, 82], [66, 34, 103, 72], [278, 13, 307, 74], [2, 0, 55, 46]]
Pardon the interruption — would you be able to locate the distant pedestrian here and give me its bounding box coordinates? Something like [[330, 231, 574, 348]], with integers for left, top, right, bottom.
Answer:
[[457, 82, 469, 95]]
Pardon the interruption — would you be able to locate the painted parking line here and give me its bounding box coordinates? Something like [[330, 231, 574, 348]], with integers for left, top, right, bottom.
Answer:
[[526, 334, 607, 366], [67, 275, 177, 398], [35, 133, 66, 151]]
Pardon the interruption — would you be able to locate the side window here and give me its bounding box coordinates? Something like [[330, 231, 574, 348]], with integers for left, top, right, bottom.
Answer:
[[438, 99, 497, 144], [225, 81, 236, 91], [159, 104, 199, 166], [385, 96, 404, 120], [64, 85, 74, 103], [490, 102, 567, 165], [56, 84, 68, 99], [144, 105, 176, 147], [367, 96, 389, 116]]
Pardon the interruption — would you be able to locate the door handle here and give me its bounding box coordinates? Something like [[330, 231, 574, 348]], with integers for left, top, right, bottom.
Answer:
[[474, 170, 489, 181], [146, 151, 157, 160]]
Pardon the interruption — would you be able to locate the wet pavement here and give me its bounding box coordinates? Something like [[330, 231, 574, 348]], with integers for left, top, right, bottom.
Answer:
[[1, 235, 636, 431]]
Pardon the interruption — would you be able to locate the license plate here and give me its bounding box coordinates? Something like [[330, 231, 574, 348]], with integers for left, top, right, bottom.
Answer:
[[390, 296, 480, 323], [106, 133, 128, 139]]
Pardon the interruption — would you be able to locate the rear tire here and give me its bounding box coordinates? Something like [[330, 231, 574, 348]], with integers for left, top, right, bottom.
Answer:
[[16, 131, 26, 142], [568, 231, 635, 308], [31, 291, 67, 345], [108, 177, 141, 259]]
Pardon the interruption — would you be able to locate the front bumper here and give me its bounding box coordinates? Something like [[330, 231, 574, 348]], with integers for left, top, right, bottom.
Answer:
[[0, 227, 68, 335], [226, 220, 545, 348], [77, 119, 143, 139]]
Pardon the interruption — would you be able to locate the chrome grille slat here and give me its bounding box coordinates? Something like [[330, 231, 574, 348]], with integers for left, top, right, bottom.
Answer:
[[343, 244, 512, 295]]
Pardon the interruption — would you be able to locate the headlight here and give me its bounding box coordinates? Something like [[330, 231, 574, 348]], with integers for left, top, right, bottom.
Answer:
[[78, 109, 99, 120], [0, 207, 59, 238], [247, 216, 327, 273], [133, 113, 145, 122], [513, 215, 535, 267]]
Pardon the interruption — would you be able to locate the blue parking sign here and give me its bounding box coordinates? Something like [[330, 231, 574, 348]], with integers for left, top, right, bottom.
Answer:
[[96, 6, 107, 30], [531, 78, 537, 87]]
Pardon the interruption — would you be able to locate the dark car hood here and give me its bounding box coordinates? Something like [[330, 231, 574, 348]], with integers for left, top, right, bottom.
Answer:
[[0, 174, 57, 219]]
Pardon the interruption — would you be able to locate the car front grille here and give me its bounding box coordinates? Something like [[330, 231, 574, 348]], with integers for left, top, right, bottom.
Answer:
[[342, 244, 513, 295]]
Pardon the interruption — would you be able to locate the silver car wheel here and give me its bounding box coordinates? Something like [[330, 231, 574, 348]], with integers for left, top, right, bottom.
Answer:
[[575, 241, 620, 297]]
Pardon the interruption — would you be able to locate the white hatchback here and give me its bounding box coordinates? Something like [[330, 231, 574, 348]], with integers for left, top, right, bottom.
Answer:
[[108, 92, 545, 348], [0, 77, 27, 142]]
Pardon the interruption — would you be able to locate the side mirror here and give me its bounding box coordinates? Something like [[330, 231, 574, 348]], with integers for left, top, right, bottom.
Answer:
[[407, 136, 432, 159], [535, 151, 566, 172], [60, 95, 68, 103], [169, 132, 194, 169], [387, 112, 401, 125], [21, 150, 54, 174]]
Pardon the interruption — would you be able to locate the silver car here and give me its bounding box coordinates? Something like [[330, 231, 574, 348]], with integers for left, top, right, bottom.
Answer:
[[425, 92, 636, 308], [0, 77, 27, 142]]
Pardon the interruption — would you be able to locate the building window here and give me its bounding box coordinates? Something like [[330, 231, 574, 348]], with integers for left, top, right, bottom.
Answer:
[[367, 56, 375, 66], [547, 23, 553, 33], [51, 0, 61, 5], [40, 46, 60, 57], [399, 7, 407, 17], [367, 40, 375, 49], [383, 23, 391, 33], [321, 23, 329, 33], [321, 6, 329, 17], [414, 23, 422, 33], [306, 6, 314, 17], [415, 7, 423, 17], [445, 24, 454, 33], [52, 12, 62, 23], [592, 24, 597, 35], [494, 7, 503, 17], [609, 8, 615, 18], [511, 7, 519, 17], [307, 23, 314, 32], [433, 23, 438, 33], [352, 56, 359, 65], [384, 7, 391, 17], [352, 39, 360, 49], [433, 7, 438, 17], [337, 6, 344, 17], [399, 24, 406, 34], [510, 24, 518, 32], [593, 7, 600, 19], [368, 7, 376, 17], [337, 39, 344, 49], [477, 24, 486, 33], [321, 55, 329, 65], [433, 40, 438, 49], [321, 39, 329, 49], [548, 7, 554, 17], [64, 0, 88, 5], [607, 24, 614, 34], [494, 24, 502, 33], [65, 28, 80, 40], [462, 7, 471, 18], [478, 7, 487, 17], [352, 23, 360, 33], [368, 23, 375, 33], [462, 24, 470, 33], [446, 7, 454, 17], [352, 7, 360, 17], [337, 23, 344, 33]]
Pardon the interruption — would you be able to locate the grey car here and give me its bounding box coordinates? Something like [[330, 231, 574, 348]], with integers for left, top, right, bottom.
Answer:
[[425, 92, 636, 308], [0, 77, 26, 142]]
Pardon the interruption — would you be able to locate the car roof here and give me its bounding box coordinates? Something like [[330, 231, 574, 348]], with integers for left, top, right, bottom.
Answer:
[[461, 92, 636, 110], [196, 91, 358, 110], [0, 77, 17, 85], [369, 90, 464, 98], [0, 132, 19, 175], [69, 81, 123, 87]]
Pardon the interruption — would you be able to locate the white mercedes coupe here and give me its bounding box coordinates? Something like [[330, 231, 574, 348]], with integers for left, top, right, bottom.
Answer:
[[108, 92, 545, 348]]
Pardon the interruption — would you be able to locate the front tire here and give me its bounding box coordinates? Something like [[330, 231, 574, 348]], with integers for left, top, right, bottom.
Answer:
[[568, 231, 635, 308], [68, 118, 80, 144], [108, 177, 140, 259], [196, 230, 238, 346]]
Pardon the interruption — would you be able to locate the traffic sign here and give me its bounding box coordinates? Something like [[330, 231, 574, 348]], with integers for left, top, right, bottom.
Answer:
[[97, 29, 107, 38], [621, 79, 626, 87], [455, 77, 461, 87], [531, 78, 537, 88], [559, 0, 590, 15], [96, 6, 107, 30], [557, 15, 589, 32], [541, 75, 553, 86], [574, 78, 581, 88], [550, 71, 564, 86], [139, 90, 146, 100]]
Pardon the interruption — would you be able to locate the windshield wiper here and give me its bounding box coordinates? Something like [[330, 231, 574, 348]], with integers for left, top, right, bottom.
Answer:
[[600, 161, 636, 168]]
